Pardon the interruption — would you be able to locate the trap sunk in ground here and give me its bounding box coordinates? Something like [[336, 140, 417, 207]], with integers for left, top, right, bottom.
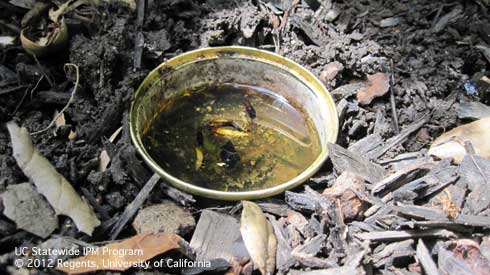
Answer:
[[130, 46, 338, 200]]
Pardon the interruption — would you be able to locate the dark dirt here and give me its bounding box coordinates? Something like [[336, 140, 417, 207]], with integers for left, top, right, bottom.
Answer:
[[1, 0, 490, 274]]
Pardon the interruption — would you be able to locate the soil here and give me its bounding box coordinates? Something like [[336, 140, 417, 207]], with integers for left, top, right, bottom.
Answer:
[[1, 0, 490, 274]]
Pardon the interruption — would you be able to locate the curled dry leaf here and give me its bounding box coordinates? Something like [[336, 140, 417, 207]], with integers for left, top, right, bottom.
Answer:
[[57, 233, 183, 274], [428, 117, 490, 164], [240, 201, 277, 275], [356, 72, 390, 105], [20, 18, 69, 57], [7, 122, 100, 235]]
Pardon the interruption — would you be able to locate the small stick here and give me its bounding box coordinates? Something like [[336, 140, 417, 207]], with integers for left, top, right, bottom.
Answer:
[[389, 59, 400, 133], [109, 173, 160, 240], [32, 63, 79, 135], [133, 0, 145, 69]]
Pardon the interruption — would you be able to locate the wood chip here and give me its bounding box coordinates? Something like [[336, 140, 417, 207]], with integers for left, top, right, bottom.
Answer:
[[266, 214, 296, 272], [328, 143, 385, 183], [416, 239, 440, 275], [372, 239, 414, 268], [2, 182, 57, 238], [457, 101, 490, 120], [109, 173, 160, 240], [355, 229, 458, 242], [190, 210, 249, 262], [132, 200, 195, 235], [288, 266, 358, 275]]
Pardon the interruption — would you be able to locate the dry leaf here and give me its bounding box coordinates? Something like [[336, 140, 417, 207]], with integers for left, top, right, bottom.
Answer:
[[57, 233, 183, 274], [54, 110, 66, 128], [240, 201, 277, 275], [7, 122, 100, 235], [109, 126, 123, 142], [357, 72, 390, 105], [428, 117, 490, 164], [98, 126, 122, 172]]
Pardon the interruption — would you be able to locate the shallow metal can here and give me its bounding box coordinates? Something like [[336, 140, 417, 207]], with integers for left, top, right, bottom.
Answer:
[[130, 46, 338, 200]]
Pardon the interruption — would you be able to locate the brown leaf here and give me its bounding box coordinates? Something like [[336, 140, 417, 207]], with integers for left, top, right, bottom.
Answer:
[[57, 233, 183, 274], [7, 122, 100, 235], [428, 117, 490, 164], [356, 72, 390, 105], [240, 201, 277, 275]]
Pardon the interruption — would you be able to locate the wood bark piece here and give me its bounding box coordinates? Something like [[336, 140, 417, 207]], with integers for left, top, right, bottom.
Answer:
[[328, 143, 385, 183], [7, 122, 100, 236], [132, 200, 196, 235], [355, 229, 458, 242], [370, 114, 431, 159], [372, 239, 414, 268], [190, 210, 249, 262], [371, 162, 434, 195], [457, 101, 490, 120], [240, 201, 277, 275], [416, 239, 440, 275], [285, 191, 320, 212], [2, 182, 57, 238], [288, 266, 359, 275], [459, 154, 490, 191], [331, 83, 365, 101], [347, 133, 384, 160], [266, 214, 296, 272]]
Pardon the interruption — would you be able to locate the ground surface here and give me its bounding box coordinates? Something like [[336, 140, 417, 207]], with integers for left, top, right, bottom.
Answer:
[[1, 0, 490, 274]]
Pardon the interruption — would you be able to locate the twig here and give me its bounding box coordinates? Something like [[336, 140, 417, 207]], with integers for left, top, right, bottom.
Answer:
[[32, 63, 79, 135], [389, 59, 400, 133], [133, 0, 145, 69], [11, 75, 44, 115], [109, 173, 160, 240], [279, 0, 300, 31]]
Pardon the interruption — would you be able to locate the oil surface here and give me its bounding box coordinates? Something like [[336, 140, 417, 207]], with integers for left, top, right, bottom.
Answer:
[[143, 83, 321, 192]]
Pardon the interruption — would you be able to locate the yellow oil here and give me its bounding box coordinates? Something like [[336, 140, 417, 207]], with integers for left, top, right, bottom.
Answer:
[[143, 83, 321, 192]]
